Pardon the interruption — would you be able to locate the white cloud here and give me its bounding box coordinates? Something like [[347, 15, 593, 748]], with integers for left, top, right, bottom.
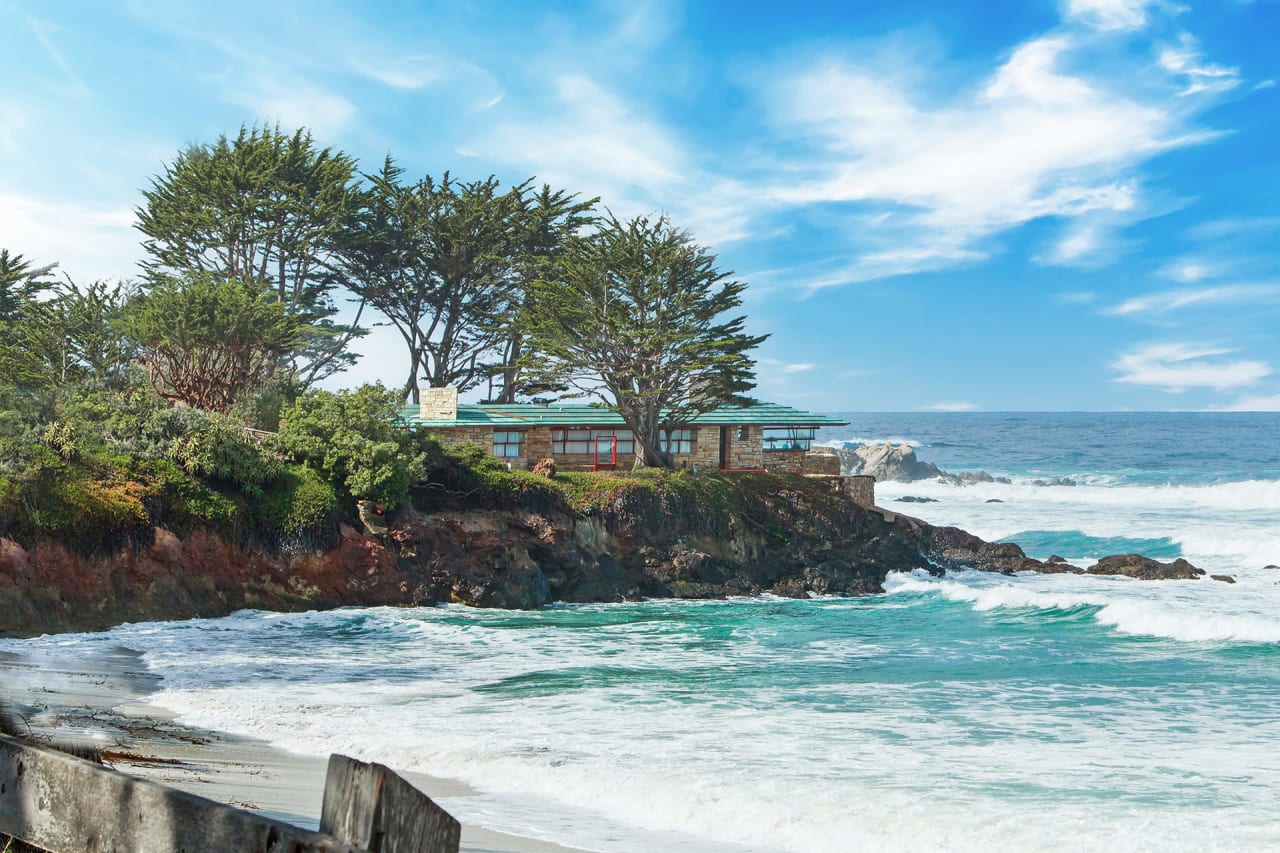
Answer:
[[782, 362, 816, 374], [1211, 394, 1280, 412], [224, 79, 356, 138], [928, 401, 978, 412], [475, 74, 754, 246], [1112, 342, 1270, 392], [766, 33, 1217, 283], [350, 55, 448, 90], [1105, 284, 1280, 316], [0, 190, 140, 281], [1158, 35, 1241, 97], [1159, 259, 1218, 282], [1063, 0, 1154, 31]]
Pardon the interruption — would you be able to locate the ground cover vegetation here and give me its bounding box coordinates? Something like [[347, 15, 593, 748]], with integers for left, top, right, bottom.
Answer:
[[0, 123, 766, 553]]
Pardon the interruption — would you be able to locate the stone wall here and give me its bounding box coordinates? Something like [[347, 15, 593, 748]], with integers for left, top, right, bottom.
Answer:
[[762, 450, 806, 474], [803, 448, 842, 476], [844, 475, 876, 507]]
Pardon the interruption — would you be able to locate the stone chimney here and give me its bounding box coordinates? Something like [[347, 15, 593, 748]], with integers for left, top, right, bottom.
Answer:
[[421, 386, 459, 421]]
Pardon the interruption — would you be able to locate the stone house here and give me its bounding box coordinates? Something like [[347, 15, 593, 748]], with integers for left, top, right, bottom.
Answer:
[[399, 387, 849, 475]]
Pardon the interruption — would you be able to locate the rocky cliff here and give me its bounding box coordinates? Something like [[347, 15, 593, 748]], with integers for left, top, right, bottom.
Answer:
[[0, 471, 1207, 638]]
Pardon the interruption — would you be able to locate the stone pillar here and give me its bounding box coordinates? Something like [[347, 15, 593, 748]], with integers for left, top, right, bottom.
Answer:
[[420, 387, 459, 421]]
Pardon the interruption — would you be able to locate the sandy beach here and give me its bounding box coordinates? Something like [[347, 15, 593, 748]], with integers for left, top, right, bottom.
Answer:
[[0, 644, 583, 853]]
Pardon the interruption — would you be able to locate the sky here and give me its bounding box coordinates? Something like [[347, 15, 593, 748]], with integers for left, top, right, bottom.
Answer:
[[2, 0, 1278, 412]]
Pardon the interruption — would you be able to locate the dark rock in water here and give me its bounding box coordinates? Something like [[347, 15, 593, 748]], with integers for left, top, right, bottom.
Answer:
[[895, 496, 939, 503], [942, 470, 1013, 486], [1047, 555, 1068, 564], [1031, 477, 1077, 487], [1037, 560, 1084, 574], [1211, 574, 1237, 584], [1265, 564, 1279, 570], [1085, 554, 1205, 580], [985, 499, 1004, 503], [838, 443, 943, 482]]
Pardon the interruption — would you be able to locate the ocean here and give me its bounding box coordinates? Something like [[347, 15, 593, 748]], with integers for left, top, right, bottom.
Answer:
[[6, 413, 1280, 851]]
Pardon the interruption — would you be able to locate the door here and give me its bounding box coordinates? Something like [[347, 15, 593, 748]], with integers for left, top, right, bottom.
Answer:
[[719, 426, 730, 470]]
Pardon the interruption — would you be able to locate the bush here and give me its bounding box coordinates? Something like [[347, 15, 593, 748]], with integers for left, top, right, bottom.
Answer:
[[259, 464, 339, 533], [167, 412, 283, 497], [278, 384, 423, 508]]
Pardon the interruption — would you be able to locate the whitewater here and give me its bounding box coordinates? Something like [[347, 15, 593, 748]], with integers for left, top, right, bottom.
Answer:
[[5, 412, 1280, 852]]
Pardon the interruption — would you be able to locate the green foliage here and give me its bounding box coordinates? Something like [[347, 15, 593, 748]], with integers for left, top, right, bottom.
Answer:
[[338, 161, 595, 402], [0, 249, 57, 324], [278, 384, 424, 508], [259, 464, 339, 533], [121, 274, 301, 412], [136, 124, 365, 387], [522, 215, 767, 468], [0, 278, 134, 391], [166, 412, 283, 497]]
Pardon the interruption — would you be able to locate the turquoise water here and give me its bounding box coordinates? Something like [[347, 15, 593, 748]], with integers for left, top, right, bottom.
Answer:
[[4, 413, 1280, 851]]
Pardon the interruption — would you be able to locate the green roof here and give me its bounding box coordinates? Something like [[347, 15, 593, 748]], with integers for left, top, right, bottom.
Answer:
[[398, 401, 847, 428]]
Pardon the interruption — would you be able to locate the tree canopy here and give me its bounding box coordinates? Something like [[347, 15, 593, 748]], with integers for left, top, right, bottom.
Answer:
[[521, 215, 766, 468], [121, 274, 302, 412], [135, 124, 366, 388], [0, 249, 57, 324]]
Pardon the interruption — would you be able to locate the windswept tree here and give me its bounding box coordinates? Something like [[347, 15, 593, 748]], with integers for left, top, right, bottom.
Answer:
[[521, 215, 767, 469], [135, 125, 366, 388], [488, 184, 597, 403], [0, 249, 57, 324], [0, 277, 134, 390], [339, 162, 531, 402], [121, 274, 301, 413]]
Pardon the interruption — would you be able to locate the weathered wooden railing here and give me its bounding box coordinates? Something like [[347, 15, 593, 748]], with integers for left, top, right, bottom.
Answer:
[[0, 735, 460, 853]]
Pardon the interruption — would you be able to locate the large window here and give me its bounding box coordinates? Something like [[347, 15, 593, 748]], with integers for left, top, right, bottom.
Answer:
[[660, 428, 695, 455], [762, 427, 816, 452], [552, 428, 635, 455], [493, 430, 525, 458]]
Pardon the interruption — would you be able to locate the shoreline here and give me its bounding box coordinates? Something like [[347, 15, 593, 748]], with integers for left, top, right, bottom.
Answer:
[[0, 646, 586, 853]]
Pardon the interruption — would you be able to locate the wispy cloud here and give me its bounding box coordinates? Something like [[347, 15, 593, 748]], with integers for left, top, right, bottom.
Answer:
[[1104, 283, 1280, 316], [1210, 393, 1280, 412], [0, 190, 139, 281], [26, 16, 92, 97], [1062, 0, 1155, 31], [1055, 290, 1099, 305], [1112, 342, 1270, 391], [1158, 34, 1242, 97], [223, 78, 357, 138], [928, 401, 979, 411], [782, 362, 816, 374], [762, 28, 1226, 286]]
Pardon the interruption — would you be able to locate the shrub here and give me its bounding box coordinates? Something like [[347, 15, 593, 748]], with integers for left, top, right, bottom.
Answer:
[[278, 384, 423, 508]]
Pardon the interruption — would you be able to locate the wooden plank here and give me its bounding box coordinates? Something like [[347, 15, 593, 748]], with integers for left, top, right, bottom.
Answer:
[[320, 755, 461, 853], [0, 734, 364, 853]]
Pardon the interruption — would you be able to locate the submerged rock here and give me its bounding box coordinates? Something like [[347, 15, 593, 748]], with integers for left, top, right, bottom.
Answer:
[[985, 499, 1005, 503], [1085, 554, 1205, 580], [895, 496, 939, 503], [942, 470, 1013, 486], [1031, 477, 1078, 487], [1211, 575, 1237, 584]]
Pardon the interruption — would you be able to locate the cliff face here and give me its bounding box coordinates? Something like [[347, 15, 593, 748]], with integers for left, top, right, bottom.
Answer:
[[0, 480, 943, 637], [0, 475, 1207, 638]]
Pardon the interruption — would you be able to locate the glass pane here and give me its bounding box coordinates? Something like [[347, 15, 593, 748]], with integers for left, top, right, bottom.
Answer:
[[565, 441, 590, 454]]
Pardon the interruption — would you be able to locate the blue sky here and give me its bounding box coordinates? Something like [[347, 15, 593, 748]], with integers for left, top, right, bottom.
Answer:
[[2, 0, 1278, 411]]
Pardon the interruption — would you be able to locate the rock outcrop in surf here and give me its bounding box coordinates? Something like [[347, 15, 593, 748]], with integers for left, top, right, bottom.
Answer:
[[836, 443, 1011, 485]]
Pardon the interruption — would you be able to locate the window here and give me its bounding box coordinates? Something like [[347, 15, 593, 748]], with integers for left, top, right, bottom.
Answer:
[[660, 428, 695, 455], [493, 430, 525, 458], [762, 427, 816, 452], [552, 428, 635, 455]]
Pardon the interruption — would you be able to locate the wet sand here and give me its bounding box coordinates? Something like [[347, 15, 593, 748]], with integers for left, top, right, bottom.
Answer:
[[0, 646, 584, 853]]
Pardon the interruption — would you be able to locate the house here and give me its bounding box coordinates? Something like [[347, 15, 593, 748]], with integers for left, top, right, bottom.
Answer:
[[398, 387, 850, 475]]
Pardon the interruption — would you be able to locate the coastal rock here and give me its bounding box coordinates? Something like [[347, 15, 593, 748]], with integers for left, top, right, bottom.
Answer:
[[1085, 554, 1205, 580], [1265, 564, 1279, 570], [1211, 575, 1236, 584], [895, 496, 939, 503], [1031, 477, 1078, 487], [838, 443, 943, 482], [985, 499, 1005, 503], [941, 471, 1013, 486]]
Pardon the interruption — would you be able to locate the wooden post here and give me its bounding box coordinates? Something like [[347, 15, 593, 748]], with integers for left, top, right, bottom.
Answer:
[[320, 755, 461, 853], [0, 734, 363, 852]]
